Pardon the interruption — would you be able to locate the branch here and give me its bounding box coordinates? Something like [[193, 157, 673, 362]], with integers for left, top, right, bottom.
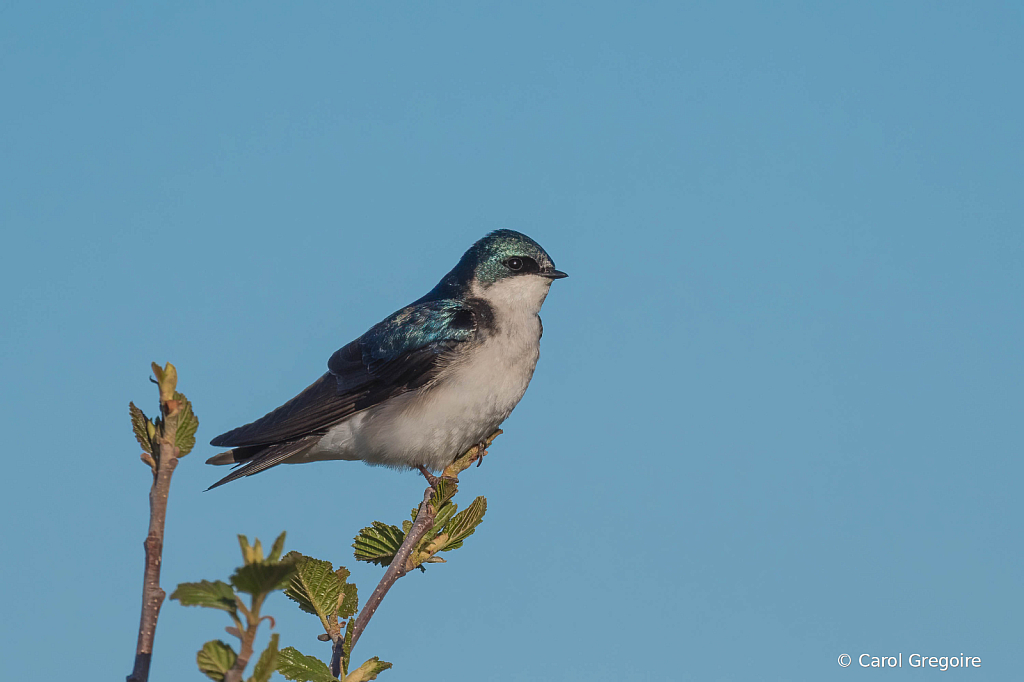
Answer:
[[347, 430, 500, 655], [127, 363, 183, 682], [224, 617, 260, 682], [349, 481, 441, 652]]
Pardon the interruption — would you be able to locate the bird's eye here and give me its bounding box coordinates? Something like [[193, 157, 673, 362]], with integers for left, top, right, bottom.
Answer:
[[506, 257, 524, 271]]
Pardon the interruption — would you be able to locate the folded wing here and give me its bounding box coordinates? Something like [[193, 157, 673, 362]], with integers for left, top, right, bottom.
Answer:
[[207, 299, 477, 485]]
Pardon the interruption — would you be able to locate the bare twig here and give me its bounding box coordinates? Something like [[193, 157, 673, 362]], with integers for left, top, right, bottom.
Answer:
[[127, 364, 183, 682], [224, 616, 260, 682]]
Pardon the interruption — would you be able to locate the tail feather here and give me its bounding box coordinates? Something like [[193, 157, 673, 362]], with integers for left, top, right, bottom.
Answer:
[[206, 448, 253, 466], [205, 436, 321, 490]]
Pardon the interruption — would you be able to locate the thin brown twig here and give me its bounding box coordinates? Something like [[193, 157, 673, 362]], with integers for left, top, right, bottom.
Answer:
[[349, 481, 442, 652], [127, 365, 182, 682], [332, 431, 500, 669], [224, 617, 260, 682], [126, 452, 178, 682]]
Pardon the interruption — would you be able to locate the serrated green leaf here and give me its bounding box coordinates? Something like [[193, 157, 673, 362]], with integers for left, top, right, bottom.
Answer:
[[285, 554, 344, 627], [276, 647, 337, 682], [432, 501, 458, 532], [249, 633, 280, 682], [268, 532, 287, 562], [438, 496, 487, 552], [231, 560, 296, 596], [409, 482, 458, 522], [173, 391, 199, 456], [431, 478, 458, 507], [352, 522, 404, 566], [198, 640, 237, 681], [129, 402, 153, 454], [170, 580, 238, 614], [344, 657, 392, 682], [338, 582, 358, 620]]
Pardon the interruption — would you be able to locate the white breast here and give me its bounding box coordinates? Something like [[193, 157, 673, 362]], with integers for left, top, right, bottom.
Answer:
[[303, 275, 552, 470]]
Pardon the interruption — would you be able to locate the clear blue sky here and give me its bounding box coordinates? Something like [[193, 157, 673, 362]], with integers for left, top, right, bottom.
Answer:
[[1, 3, 1021, 681]]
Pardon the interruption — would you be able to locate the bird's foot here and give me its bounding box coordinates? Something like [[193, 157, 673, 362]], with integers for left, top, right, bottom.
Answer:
[[472, 440, 489, 467], [417, 465, 441, 487], [442, 431, 501, 479], [418, 465, 459, 500]]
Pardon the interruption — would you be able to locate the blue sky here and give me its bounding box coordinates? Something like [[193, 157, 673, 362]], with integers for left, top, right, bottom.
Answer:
[[1, 3, 1021, 681]]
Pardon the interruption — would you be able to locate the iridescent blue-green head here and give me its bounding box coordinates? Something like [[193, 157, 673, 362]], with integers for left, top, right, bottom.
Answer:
[[425, 230, 567, 301]]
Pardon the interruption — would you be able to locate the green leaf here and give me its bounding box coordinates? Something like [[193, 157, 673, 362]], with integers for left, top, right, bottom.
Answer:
[[239, 534, 279, 564], [432, 500, 458, 532], [439, 496, 487, 552], [268, 532, 287, 562], [338, 582, 358, 620], [129, 402, 153, 454], [276, 647, 338, 682], [284, 554, 344, 627], [409, 480, 456, 522], [430, 478, 458, 508], [170, 580, 238, 615], [231, 560, 296, 596], [249, 633, 280, 682], [352, 522, 405, 566], [173, 391, 199, 456], [239, 535, 256, 563], [344, 657, 392, 682], [197, 640, 237, 681]]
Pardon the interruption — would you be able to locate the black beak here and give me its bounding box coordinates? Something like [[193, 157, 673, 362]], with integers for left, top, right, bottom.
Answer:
[[541, 269, 568, 279]]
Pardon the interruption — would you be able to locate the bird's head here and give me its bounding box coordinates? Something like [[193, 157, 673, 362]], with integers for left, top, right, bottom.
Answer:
[[465, 229, 566, 284], [425, 230, 566, 311], [460, 230, 567, 311]]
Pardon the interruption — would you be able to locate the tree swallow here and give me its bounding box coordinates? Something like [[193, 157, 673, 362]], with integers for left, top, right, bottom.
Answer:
[[206, 230, 566, 489]]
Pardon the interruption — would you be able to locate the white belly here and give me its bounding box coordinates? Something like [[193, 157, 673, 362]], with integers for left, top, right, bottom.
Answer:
[[302, 314, 542, 470]]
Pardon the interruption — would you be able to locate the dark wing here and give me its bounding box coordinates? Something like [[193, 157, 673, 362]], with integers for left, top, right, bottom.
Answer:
[[210, 299, 477, 448]]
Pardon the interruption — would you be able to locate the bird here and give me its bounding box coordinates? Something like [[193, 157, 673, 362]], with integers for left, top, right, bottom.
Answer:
[[205, 229, 566, 489]]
